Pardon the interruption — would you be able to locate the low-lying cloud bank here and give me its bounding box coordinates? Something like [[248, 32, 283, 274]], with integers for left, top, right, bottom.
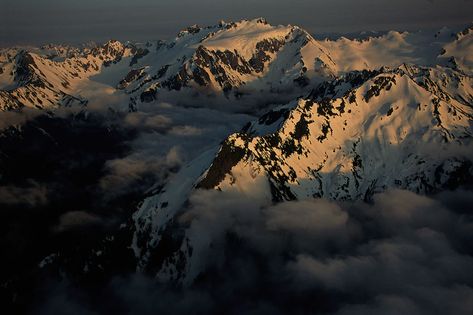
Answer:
[[0, 100, 255, 313], [1, 95, 471, 314], [38, 188, 473, 315]]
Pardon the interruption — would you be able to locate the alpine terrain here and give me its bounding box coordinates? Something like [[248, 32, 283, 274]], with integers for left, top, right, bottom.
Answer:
[[1, 18, 472, 315]]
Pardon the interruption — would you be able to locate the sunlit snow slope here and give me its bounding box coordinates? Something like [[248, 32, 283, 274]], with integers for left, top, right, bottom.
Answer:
[[2, 18, 473, 284], [131, 22, 473, 282], [3, 19, 471, 112]]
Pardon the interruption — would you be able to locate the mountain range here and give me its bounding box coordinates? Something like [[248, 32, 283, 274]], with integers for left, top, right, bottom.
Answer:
[[1, 18, 472, 314]]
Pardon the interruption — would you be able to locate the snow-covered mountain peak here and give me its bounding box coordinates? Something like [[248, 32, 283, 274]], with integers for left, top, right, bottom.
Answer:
[[439, 24, 473, 75], [197, 18, 292, 59], [197, 64, 472, 198], [131, 58, 472, 281], [2, 19, 473, 113], [3, 18, 472, 310]]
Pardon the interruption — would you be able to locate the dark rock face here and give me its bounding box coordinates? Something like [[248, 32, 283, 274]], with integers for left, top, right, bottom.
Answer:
[[161, 67, 191, 91], [249, 39, 285, 73], [140, 88, 157, 103], [255, 17, 269, 25], [117, 68, 146, 90], [156, 65, 170, 80], [255, 38, 285, 54], [192, 66, 211, 86], [249, 50, 269, 73], [138, 220, 188, 276], [196, 138, 248, 189], [215, 50, 252, 74], [129, 48, 150, 67], [14, 51, 38, 84], [455, 23, 473, 40], [0, 91, 24, 110], [191, 46, 251, 91], [92, 40, 126, 67], [293, 114, 311, 140], [364, 75, 397, 102], [178, 24, 202, 38], [309, 69, 380, 101], [258, 108, 290, 126]]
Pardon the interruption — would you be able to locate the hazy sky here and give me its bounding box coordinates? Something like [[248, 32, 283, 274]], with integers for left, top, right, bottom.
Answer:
[[1, 0, 472, 46]]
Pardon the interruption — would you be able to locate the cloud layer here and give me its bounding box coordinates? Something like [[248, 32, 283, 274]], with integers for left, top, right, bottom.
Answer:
[[35, 188, 473, 315]]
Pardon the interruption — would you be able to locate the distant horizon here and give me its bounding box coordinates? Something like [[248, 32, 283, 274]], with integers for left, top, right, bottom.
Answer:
[[0, 17, 471, 49], [1, 0, 472, 47]]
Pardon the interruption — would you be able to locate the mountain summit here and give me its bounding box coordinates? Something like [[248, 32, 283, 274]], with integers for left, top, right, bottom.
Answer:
[[1, 19, 473, 314], [2, 19, 471, 111]]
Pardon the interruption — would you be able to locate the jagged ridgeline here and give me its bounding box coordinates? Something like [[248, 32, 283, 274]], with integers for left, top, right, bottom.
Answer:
[[3, 18, 471, 112], [133, 63, 473, 281], [1, 18, 338, 111], [1, 18, 472, 295], [126, 22, 473, 283]]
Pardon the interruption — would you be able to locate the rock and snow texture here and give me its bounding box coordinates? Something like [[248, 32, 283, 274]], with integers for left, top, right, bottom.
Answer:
[[118, 18, 337, 109], [439, 24, 473, 75], [1, 18, 473, 285], [133, 64, 473, 282], [1, 18, 334, 111], [129, 21, 473, 282], [4, 18, 472, 112], [0, 40, 145, 110], [199, 65, 472, 201]]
